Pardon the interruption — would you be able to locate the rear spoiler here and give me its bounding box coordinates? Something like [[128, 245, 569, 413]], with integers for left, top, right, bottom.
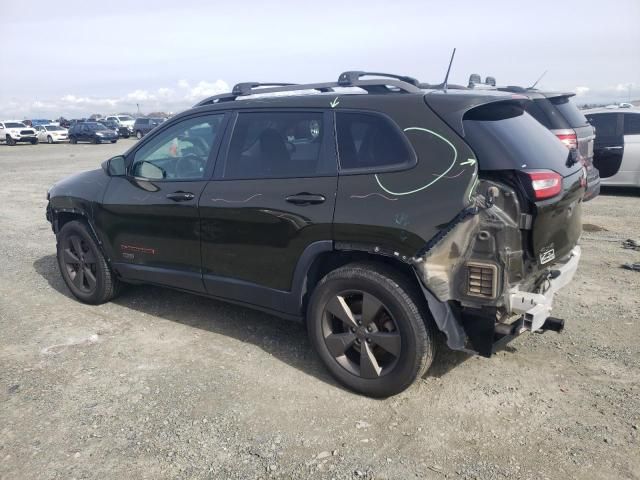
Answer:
[[424, 91, 529, 137]]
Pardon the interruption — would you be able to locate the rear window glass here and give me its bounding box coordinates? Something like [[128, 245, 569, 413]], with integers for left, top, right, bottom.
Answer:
[[548, 96, 588, 127], [585, 113, 618, 137], [336, 112, 413, 170], [623, 113, 640, 135], [463, 101, 576, 175]]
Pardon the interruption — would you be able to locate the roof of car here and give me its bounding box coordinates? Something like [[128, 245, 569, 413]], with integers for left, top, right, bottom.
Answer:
[[582, 106, 640, 115]]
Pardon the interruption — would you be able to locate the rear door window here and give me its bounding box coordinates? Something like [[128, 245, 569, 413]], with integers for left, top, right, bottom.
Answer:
[[223, 111, 333, 179], [336, 112, 414, 171], [585, 113, 619, 137]]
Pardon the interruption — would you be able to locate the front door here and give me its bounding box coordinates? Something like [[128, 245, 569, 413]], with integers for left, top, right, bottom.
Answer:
[[199, 110, 337, 313], [586, 112, 624, 179], [95, 112, 229, 292]]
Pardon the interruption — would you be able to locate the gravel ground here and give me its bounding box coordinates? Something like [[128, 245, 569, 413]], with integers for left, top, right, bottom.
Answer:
[[1, 142, 639, 480]]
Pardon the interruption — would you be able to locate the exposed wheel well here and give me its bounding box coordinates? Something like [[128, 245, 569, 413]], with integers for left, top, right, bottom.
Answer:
[[53, 211, 88, 234], [301, 250, 420, 318]]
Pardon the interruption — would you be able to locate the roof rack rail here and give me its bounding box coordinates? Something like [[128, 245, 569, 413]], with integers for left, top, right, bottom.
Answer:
[[194, 73, 421, 107], [337, 71, 419, 87]]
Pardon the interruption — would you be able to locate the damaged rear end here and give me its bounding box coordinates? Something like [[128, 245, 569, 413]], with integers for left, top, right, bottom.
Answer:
[[416, 94, 585, 356]]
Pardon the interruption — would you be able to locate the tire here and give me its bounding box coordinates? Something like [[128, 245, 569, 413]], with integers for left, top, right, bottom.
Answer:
[[70, 136, 77, 144], [307, 262, 437, 398], [56, 220, 120, 304], [111, 140, 117, 143], [93, 136, 100, 144], [136, 130, 143, 140], [47, 136, 53, 144], [6, 135, 15, 146], [31, 138, 39, 145], [123, 133, 130, 139]]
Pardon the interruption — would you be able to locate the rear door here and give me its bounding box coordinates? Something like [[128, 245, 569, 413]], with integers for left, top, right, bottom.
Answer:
[[199, 110, 337, 312], [96, 113, 229, 292], [620, 113, 640, 185], [585, 112, 624, 179]]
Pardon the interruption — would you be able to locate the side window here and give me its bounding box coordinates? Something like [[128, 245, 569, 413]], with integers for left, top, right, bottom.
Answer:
[[623, 114, 640, 135], [524, 101, 551, 128], [586, 113, 617, 137], [223, 111, 330, 179], [336, 112, 413, 170], [131, 114, 223, 181]]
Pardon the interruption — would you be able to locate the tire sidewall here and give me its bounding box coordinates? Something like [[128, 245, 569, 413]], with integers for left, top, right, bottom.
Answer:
[[308, 270, 427, 397], [56, 221, 109, 304]]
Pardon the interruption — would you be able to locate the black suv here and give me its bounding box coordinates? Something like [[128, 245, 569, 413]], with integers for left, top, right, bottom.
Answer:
[[133, 117, 165, 139], [46, 72, 585, 397], [68, 122, 119, 144], [467, 76, 599, 201]]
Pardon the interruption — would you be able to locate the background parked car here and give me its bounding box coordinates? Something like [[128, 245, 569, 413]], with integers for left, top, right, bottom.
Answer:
[[105, 115, 135, 137], [0, 121, 38, 145], [68, 122, 118, 144], [98, 119, 121, 135], [34, 124, 69, 144], [133, 117, 165, 139], [584, 108, 640, 188], [468, 76, 600, 201]]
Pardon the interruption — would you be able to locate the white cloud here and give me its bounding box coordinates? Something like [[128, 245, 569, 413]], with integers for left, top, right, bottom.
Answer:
[[575, 86, 590, 97], [1, 79, 229, 118]]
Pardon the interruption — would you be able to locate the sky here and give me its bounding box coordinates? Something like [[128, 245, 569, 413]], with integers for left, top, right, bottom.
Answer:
[[2, 0, 639, 119]]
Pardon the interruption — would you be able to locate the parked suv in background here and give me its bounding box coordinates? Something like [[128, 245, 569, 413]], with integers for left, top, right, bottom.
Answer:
[[68, 122, 118, 144], [0, 121, 38, 145], [584, 107, 640, 188], [105, 115, 135, 137], [133, 117, 165, 139], [468, 77, 599, 201], [47, 72, 585, 397]]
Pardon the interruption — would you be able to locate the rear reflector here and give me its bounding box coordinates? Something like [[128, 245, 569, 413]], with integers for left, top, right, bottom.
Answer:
[[555, 130, 578, 150], [526, 170, 562, 200]]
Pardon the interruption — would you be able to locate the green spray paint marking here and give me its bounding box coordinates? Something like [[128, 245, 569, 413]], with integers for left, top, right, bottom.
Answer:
[[374, 127, 458, 196], [330, 97, 340, 108]]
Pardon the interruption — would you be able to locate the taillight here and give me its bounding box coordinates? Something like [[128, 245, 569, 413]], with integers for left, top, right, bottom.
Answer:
[[555, 130, 578, 150], [526, 170, 562, 200]]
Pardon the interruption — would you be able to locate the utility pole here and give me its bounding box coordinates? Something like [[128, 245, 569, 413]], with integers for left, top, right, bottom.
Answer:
[[137, 103, 140, 116]]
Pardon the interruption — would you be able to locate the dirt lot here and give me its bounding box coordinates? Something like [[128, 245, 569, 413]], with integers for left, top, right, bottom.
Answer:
[[0, 141, 639, 480]]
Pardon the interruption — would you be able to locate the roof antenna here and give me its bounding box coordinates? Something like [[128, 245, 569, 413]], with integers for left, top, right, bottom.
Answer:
[[528, 70, 547, 90], [442, 48, 456, 93]]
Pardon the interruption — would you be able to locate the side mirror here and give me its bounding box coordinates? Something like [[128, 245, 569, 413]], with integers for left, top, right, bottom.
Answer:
[[102, 155, 127, 176]]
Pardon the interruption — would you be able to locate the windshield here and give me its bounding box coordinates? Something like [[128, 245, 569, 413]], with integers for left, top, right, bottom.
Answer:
[[463, 100, 579, 177], [117, 116, 133, 121], [87, 123, 107, 131], [5, 122, 26, 128], [548, 96, 588, 127]]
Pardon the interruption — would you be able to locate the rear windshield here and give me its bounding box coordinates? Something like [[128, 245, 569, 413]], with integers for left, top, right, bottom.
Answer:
[[463, 101, 578, 176], [548, 96, 588, 127]]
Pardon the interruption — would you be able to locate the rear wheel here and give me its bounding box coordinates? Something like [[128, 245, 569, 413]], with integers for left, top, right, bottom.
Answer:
[[93, 136, 100, 144], [70, 136, 77, 144], [47, 135, 53, 144], [56, 220, 120, 304], [307, 262, 436, 397]]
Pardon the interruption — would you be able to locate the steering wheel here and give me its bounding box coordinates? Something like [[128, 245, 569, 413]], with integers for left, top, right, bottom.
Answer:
[[176, 154, 205, 178]]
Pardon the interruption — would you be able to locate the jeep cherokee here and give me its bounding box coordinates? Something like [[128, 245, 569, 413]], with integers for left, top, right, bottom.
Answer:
[[46, 72, 585, 397]]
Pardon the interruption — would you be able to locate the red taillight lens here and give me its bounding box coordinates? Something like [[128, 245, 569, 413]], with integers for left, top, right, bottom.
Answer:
[[526, 170, 562, 200], [555, 131, 578, 150]]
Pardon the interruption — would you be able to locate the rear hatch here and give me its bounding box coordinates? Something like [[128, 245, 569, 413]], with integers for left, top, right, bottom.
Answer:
[[426, 94, 584, 267]]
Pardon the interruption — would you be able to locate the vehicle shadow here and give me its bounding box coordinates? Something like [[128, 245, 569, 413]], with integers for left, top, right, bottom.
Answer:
[[599, 186, 639, 197], [33, 254, 468, 392]]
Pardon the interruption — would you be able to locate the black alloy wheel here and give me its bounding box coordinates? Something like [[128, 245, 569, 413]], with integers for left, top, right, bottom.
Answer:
[[322, 291, 401, 379], [61, 234, 98, 294]]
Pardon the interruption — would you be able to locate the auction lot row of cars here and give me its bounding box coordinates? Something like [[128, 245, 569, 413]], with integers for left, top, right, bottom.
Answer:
[[42, 71, 640, 398], [0, 116, 166, 146]]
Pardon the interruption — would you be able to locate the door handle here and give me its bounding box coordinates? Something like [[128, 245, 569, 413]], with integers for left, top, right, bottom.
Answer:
[[166, 191, 195, 201], [285, 193, 326, 205], [603, 146, 623, 150]]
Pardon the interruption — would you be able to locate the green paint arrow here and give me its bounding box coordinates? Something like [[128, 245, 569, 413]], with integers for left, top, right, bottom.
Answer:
[[460, 158, 476, 166], [330, 97, 340, 108]]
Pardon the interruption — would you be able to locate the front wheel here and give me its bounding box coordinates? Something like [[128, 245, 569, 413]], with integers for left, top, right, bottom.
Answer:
[[6, 135, 15, 146], [70, 136, 77, 144], [136, 130, 143, 140], [47, 135, 53, 144], [56, 220, 120, 304], [31, 138, 38, 145], [307, 263, 436, 398]]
